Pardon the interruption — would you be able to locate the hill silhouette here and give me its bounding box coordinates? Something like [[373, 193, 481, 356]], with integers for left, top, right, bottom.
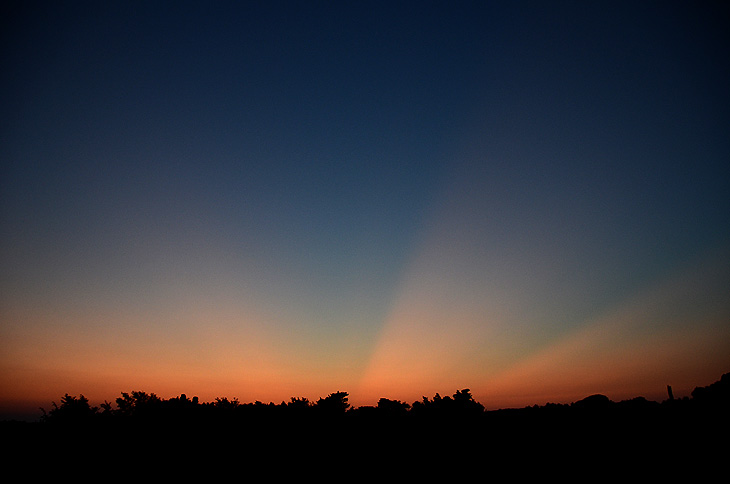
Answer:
[[3, 373, 728, 477]]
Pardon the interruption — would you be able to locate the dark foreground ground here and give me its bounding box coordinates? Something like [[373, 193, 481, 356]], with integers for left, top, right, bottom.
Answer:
[[3, 374, 728, 478]]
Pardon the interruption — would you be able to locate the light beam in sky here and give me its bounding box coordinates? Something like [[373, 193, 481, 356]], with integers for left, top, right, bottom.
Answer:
[[1, 2, 729, 419]]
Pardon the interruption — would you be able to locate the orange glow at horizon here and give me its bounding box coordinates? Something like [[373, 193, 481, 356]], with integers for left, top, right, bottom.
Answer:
[[475, 243, 730, 409], [0, 296, 356, 414], [2, 234, 729, 417], [355, 238, 730, 409]]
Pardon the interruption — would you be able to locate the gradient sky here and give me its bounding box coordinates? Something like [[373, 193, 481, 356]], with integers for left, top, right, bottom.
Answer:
[[2, 1, 729, 419]]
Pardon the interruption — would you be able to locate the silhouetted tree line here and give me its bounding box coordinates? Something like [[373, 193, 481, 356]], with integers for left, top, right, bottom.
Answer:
[[36, 388, 482, 426], [31, 372, 728, 432], [2, 373, 727, 475]]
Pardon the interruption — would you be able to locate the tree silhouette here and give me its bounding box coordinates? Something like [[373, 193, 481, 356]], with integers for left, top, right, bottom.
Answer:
[[115, 390, 162, 418], [41, 393, 97, 424], [287, 396, 312, 413], [13, 368, 728, 464], [376, 398, 410, 417], [316, 391, 350, 415], [451, 388, 484, 415], [409, 389, 484, 418]]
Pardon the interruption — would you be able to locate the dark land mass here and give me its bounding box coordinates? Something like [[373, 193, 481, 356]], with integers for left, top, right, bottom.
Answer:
[[3, 373, 728, 477]]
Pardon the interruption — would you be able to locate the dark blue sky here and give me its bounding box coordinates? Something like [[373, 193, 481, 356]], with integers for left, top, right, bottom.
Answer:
[[1, 1, 729, 412]]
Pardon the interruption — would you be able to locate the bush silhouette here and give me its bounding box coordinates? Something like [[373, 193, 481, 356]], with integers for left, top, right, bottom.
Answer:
[[10, 373, 724, 480], [18, 372, 728, 454], [41, 393, 98, 425], [316, 391, 350, 415]]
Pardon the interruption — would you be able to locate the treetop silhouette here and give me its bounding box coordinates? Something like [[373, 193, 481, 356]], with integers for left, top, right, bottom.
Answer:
[[22, 372, 727, 448]]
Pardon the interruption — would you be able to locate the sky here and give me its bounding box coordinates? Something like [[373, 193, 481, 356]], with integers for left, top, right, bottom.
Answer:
[[1, 1, 729, 420]]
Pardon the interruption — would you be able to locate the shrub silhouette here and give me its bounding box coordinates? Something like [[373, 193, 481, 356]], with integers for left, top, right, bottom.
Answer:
[[316, 391, 350, 415], [376, 397, 410, 417], [13, 373, 725, 480], [115, 391, 162, 419], [41, 393, 98, 424], [22, 372, 729, 452], [691, 372, 730, 406]]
